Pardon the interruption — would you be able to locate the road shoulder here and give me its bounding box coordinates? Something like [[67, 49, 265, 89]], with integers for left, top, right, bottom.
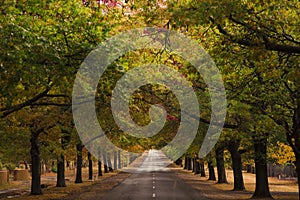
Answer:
[[170, 163, 298, 200]]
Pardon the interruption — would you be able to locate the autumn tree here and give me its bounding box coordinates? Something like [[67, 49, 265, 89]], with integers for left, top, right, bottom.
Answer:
[[0, 0, 123, 194]]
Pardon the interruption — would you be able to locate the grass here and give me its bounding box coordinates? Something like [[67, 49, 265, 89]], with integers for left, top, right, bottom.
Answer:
[[12, 172, 120, 200], [0, 164, 298, 199], [172, 164, 298, 199]]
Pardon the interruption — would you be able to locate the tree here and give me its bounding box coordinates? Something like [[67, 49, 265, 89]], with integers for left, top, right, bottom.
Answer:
[[103, 152, 109, 173], [75, 142, 83, 184], [208, 161, 216, 181], [184, 157, 188, 170], [56, 118, 72, 187], [56, 153, 66, 187], [190, 1, 299, 196], [29, 110, 58, 195], [199, 159, 206, 177], [227, 139, 245, 191], [30, 123, 43, 195], [167, 0, 299, 197], [118, 149, 121, 169], [1, 0, 298, 198], [215, 145, 228, 184], [1, 0, 123, 195], [206, 152, 216, 181], [194, 158, 201, 175], [113, 151, 117, 170], [252, 133, 271, 198], [0, 117, 31, 170], [98, 147, 103, 177], [88, 152, 93, 180], [186, 157, 192, 171]]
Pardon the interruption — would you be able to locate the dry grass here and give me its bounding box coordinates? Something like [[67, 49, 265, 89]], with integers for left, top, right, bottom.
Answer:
[[0, 181, 29, 191], [1, 163, 298, 199], [0, 168, 130, 200], [11, 171, 128, 200], [171, 164, 298, 199], [0, 152, 148, 199]]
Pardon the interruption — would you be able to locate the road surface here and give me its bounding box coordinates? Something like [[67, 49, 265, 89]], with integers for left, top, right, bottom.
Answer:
[[101, 149, 208, 200]]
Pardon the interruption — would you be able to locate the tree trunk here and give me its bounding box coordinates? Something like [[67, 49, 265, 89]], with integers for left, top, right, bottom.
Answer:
[[75, 143, 83, 183], [175, 158, 182, 166], [187, 157, 192, 170], [200, 160, 206, 177], [194, 159, 200, 174], [216, 146, 228, 184], [98, 148, 102, 177], [292, 98, 300, 200], [228, 140, 245, 191], [184, 157, 188, 169], [103, 152, 108, 173], [98, 160, 102, 177], [88, 152, 93, 180], [192, 158, 195, 172], [295, 155, 300, 200], [252, 136, 272, 198], [107, 153, 113, 172], [56, 154, 66, 187], [57, 127, 70, 187], [208, 161, 216, 181], [30, 132, 42, 195], [114, 151, 117, 170], [246, 164, 252, 173], [118, 150, 121, 169]]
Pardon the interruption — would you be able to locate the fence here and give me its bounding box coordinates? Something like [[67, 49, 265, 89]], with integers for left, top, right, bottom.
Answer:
[[267, 163, 296, 178], [244, 163, 296, 179]]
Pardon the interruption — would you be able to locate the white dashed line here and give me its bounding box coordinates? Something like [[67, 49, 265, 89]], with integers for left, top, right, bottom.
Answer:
[[152, 172, 156, 197]]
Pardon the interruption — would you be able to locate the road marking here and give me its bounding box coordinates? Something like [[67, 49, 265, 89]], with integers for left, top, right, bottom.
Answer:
[[152, 172, 156, 196]]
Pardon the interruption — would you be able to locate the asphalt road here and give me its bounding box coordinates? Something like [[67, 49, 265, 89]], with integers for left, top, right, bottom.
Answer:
[[101, 149, 209, 200]]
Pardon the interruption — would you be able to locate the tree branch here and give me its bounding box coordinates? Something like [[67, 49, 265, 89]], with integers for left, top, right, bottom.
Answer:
[[31, 102, 71, 107], [45, 94, 70, 98], [1, 86, 52, 118], [209, 16, 300, 54]]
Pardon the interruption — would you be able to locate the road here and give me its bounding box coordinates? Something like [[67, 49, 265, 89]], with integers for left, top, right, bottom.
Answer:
[[101, 149, 208, 200]]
